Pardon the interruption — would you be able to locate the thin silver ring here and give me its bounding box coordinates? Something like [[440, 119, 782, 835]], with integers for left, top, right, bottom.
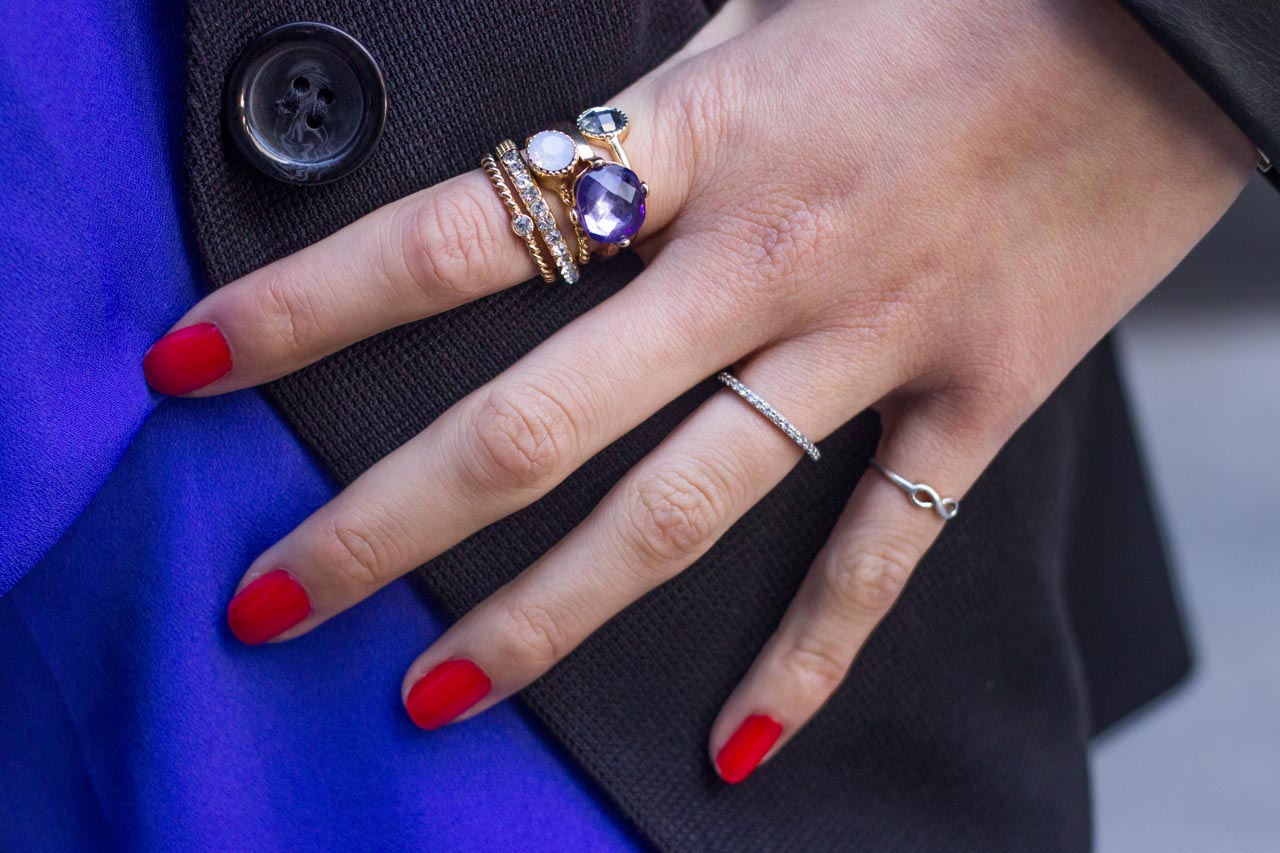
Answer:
[[869, 458, 959, 521], [717, 371, 820, 462]]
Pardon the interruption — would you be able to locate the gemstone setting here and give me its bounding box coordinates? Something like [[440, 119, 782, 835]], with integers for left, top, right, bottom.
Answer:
[[577, 107, 629, 140], [511, 214, 534, 238], [524, 130, 578, 177], [574, 163, 646, 244]]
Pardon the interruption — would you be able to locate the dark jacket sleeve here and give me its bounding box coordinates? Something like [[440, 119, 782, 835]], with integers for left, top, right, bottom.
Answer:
[[1117, 0, 1280, 187]]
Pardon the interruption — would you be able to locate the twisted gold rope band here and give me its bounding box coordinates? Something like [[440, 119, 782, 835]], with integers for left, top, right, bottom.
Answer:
[[481, 152, 555, 284]]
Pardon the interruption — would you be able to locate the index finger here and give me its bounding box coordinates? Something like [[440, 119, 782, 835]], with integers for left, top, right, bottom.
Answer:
[[141, 67, 700, 398]]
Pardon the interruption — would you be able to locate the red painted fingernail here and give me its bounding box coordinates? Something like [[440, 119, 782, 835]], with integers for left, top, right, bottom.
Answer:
[[226, 570, 312, 645], [406, 659, 492, 730], [715, 714, 783, 784], [143, 322, 232, 395]]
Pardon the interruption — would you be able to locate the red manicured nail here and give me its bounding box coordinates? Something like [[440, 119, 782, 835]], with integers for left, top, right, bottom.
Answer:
[[715, 714, 783, 784], [143, 322, 231, 395], [406, 659, 492, 730], [226, 570, 312, 645]]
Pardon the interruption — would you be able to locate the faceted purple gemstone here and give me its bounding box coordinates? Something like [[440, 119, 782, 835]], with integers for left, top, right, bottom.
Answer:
[[574, 163, 645, 244]]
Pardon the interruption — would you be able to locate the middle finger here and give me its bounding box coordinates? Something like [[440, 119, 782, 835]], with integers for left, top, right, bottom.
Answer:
[[224, 246, 775, 645]]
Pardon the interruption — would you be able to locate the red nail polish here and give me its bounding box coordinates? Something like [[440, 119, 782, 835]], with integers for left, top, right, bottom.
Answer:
[[406, 659, 492, 730], [715, 714, 783, 784], [143, 322, 231, 395], [226, 570, 312, 645]]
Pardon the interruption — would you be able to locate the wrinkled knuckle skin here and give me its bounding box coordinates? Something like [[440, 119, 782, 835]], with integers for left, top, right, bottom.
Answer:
[[782, 635, 851, 702], [826, 544, 915, 617], [466, 384, 580, 494], [721, 195, 834, 306], [951, 327, 1044, 436], [623, 465, 725, 570], [403, 182, 500, 300], [324, 516, 397, 590], [252, 269, 317, 355], [652, 58, 742, 179], [502, 600, 575, 669]]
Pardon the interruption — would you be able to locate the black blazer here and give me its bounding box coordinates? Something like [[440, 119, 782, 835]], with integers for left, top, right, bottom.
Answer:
[[181, 1, 1270, 848]]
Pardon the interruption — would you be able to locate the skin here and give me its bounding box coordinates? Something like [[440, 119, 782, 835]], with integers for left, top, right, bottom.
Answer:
[[157, 0, 1253, 779]]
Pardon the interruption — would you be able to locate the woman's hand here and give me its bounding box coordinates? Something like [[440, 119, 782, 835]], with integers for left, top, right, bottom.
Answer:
[[145, 0, 1251, 781]]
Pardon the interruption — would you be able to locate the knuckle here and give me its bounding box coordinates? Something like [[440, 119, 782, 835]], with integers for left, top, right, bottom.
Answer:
[[781, 635, 851, 701], [719, 193, 835, 307], [323, 514, 397, 590], [501, 600, 575, 668], [824, 542, 916, 616], [402, 182, 501, 300], [651, 58, 742, 177], [251, 268, 318, 355], [465, 382, 581, 493], [622, 463, 726, 569], [969, 326, 1039, 398], [940, 325, 1043, 438]]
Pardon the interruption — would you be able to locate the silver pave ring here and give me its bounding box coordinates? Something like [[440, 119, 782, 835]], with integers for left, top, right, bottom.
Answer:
[[717, 371, 821, 462], [869, 458, 959, 521]]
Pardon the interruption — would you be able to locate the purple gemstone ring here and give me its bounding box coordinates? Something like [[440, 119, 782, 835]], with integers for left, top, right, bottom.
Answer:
[[570, 106, 648, 249], [573, 162, 647, 246]]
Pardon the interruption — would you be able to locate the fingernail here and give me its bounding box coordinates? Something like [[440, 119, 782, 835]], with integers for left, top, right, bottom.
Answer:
[[406, 659, 492, 730], [143, 322, 231, 395], [226, 570, 312, 645], [715, 714, 783, 784]]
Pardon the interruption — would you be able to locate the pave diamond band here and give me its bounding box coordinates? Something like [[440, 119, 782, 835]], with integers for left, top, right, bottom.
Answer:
[[481, 152, 555, 284], [717, 371, 821, 462], [496, 139, 580, 284]]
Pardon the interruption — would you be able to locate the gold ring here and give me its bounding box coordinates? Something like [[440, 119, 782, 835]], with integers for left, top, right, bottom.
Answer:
[[576, 106, 633, 169]]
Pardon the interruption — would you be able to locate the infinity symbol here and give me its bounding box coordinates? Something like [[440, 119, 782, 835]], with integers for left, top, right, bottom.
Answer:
[[869, 458, 960, 522], [908, 485, 960, 521]]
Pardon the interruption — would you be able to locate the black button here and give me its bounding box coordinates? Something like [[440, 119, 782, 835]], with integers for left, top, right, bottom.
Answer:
[[226, 22, 387, 184]]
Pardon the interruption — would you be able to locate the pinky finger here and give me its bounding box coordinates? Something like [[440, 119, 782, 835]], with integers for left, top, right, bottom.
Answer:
[[708, 411, 997, 783]]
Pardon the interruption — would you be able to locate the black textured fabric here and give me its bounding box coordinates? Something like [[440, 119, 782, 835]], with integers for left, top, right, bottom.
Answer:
[[1115, 0, 1280, 188], [183, 2, 1191, 849]]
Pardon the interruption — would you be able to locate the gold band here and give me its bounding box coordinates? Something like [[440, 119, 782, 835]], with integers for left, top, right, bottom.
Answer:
[[557, 126, 595, 266], [576, 106, 633, 168], [481, 152, 555, 284]]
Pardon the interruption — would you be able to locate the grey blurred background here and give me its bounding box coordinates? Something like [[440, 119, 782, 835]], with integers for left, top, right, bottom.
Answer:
[[1092, 175, 1280, 851]]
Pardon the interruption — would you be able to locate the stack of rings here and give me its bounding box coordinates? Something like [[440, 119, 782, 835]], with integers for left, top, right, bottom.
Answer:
[[482, 106, 649, 284]]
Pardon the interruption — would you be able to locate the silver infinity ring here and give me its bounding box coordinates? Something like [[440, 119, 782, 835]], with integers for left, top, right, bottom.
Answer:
[[869, 458, 959, 521], [717, 371, 821, 462]]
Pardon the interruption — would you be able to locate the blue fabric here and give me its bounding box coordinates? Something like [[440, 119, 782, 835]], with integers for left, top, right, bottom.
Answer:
[[0, 0, 637, 848], [0, 0, 192, 591]]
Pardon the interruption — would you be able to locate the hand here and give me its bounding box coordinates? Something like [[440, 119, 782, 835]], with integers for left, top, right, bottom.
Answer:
[[146, 0, 1252, 782]]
